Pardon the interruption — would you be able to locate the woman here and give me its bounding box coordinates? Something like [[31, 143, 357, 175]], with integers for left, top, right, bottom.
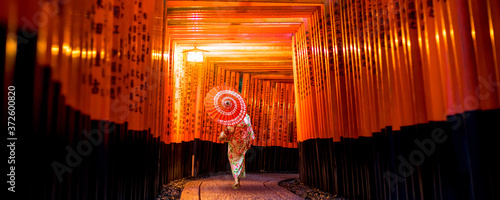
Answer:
[[218, 113, 255, 189]]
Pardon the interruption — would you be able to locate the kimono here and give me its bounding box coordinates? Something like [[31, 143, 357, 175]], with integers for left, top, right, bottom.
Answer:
[[219, 114, 255, 179]]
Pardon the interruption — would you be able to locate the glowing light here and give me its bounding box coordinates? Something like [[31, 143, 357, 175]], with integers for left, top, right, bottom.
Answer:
[[51, 46, 59, 54], [72, 49, 81, 57], [37, 38, 47, 56], [5, 33, 17, 69], [6, 34, 17, 55], [187, 51, 204, 62], [63, 45, 71, 54], [182, 45, 208, 63]]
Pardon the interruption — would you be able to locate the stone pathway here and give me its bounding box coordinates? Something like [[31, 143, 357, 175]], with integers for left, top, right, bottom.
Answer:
[[180, 173, 302, 200]]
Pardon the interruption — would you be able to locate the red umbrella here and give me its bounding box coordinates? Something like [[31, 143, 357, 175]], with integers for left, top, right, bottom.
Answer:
[[204, 86, 247, 126]]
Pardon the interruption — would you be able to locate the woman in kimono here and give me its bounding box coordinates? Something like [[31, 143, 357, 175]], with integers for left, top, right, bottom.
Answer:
[[218, 113, 255, 189]]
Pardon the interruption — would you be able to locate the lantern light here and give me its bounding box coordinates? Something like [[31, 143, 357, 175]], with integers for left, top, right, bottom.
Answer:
[[182, 45, 209, 62]]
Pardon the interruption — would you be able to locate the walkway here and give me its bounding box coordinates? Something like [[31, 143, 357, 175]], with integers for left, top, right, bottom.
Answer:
[[180, 173, 302, 200]]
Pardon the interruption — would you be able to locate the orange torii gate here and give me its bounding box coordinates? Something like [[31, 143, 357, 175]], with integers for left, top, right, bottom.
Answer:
[[2, 0, 499, 199]]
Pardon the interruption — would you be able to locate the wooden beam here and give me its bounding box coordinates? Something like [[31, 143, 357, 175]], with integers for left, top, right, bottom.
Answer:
[[167, 1, 324, 7]]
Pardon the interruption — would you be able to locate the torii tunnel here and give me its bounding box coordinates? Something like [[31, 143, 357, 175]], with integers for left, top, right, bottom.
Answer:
[[2, 0, 500, 199]]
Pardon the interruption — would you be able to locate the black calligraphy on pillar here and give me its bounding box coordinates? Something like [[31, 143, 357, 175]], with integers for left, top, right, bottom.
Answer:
[[92, 79, 100, 94], [113, 6, 120, 18], [427, 0, 434, 17], [97, 0, 104, 8], [95, 23, 103, 34], [95, 52, 101, 66]]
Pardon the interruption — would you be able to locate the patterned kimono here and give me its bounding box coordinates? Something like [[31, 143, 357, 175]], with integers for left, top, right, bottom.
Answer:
[[219, 114, 255, 179]]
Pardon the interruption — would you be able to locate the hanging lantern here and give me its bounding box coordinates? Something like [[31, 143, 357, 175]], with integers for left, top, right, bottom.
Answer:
[[182, 45, 209, 62]]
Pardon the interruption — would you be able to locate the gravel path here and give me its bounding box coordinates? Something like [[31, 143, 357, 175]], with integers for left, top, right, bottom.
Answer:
[[158, 171, 231, 200], [278, 178, 343, 200]]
